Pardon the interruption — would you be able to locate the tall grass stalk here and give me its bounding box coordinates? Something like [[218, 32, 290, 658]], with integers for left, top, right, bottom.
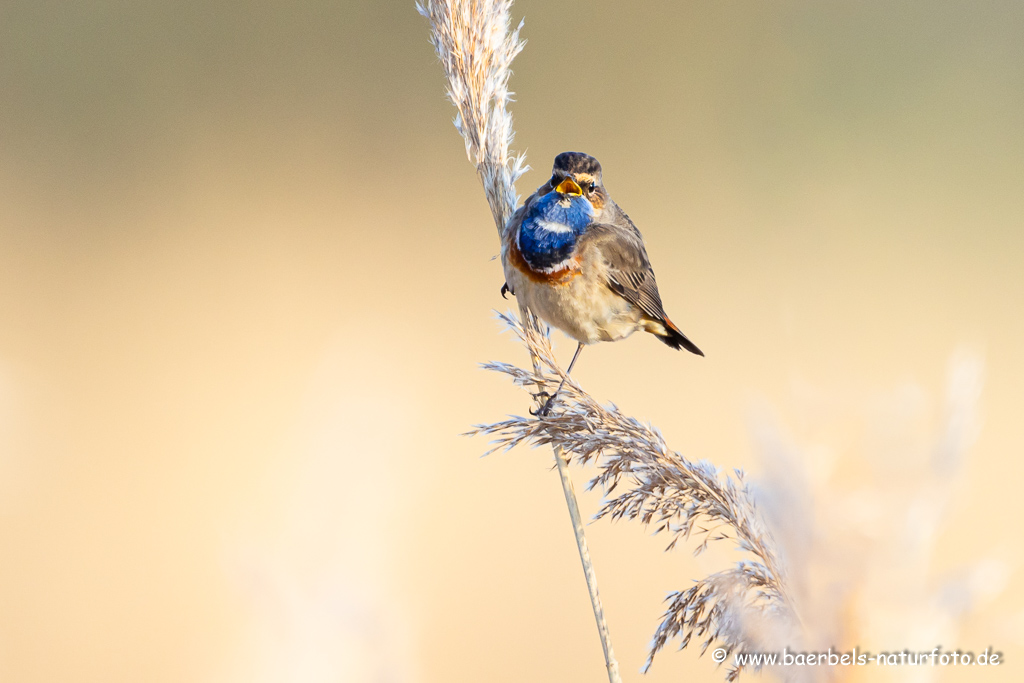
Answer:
[[417, 1, 622, 680]]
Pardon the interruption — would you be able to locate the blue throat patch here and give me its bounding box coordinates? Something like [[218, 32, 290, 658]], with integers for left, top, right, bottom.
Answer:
[[518, 192, 594, 271]]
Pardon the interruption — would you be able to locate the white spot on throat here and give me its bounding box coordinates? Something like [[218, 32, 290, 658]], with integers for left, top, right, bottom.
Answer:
[[535, 219, 572, 234]]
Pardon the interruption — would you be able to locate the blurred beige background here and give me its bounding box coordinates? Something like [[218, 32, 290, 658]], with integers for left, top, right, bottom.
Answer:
[[1, 1, 1022, 681]]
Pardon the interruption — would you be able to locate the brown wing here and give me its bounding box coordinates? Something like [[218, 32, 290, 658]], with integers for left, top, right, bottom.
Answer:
[[580, 223, 669, 322], [580, 220, 704, 355]]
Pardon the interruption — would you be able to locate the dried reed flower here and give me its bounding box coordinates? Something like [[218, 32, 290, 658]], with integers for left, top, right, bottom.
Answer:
[[416, 0, 529, 235], [470, 313, 798, 680]]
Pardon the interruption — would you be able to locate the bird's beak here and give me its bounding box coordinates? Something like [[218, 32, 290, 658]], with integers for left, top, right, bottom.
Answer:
[[555, 178, 583, 196]]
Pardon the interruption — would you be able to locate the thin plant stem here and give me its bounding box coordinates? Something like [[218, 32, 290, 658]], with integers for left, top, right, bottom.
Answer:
[[553, 441, 622, 682], [520, 304, 621, 683], [418, 2, 622, 677]]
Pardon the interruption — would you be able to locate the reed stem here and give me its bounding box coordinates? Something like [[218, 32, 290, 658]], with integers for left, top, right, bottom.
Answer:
[[418, 1, 622, 676], [553, 442, 622, 682], [520, 305, 622, 683]]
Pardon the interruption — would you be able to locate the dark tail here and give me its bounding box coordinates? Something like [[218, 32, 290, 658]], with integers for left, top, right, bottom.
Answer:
[[657, 316, 704, 356]]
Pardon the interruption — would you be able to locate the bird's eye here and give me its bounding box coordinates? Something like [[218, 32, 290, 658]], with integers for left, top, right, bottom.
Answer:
[[550, 175, 560, 186]]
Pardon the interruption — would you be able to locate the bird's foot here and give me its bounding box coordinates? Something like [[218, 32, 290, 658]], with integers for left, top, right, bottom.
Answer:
[[530, 392, 559, 417], [530, 391, 553, 417], [538, 394, 558, 417]]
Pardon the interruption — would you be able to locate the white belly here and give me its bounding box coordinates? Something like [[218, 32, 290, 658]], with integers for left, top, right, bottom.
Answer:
[[506, 267, 642, 345]]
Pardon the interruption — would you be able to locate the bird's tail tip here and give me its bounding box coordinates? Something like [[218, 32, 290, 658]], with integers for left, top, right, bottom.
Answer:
[[657, 316, 704, 356]]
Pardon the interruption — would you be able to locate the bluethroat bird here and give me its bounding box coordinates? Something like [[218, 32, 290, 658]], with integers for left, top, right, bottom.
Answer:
[[501, 151, 703, 415]]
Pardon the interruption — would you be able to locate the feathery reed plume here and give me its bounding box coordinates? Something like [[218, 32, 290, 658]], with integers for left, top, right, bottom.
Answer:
[[470, 314, 798, 681], [419, 3, 622, 681], [416, 0, 529, 236]]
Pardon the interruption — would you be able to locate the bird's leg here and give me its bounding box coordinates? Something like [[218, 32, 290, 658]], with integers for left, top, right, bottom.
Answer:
[[537, 342, 584, 417]]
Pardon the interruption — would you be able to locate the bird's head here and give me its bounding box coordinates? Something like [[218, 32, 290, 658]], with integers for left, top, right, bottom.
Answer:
[[544, 151, 606, 210]]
